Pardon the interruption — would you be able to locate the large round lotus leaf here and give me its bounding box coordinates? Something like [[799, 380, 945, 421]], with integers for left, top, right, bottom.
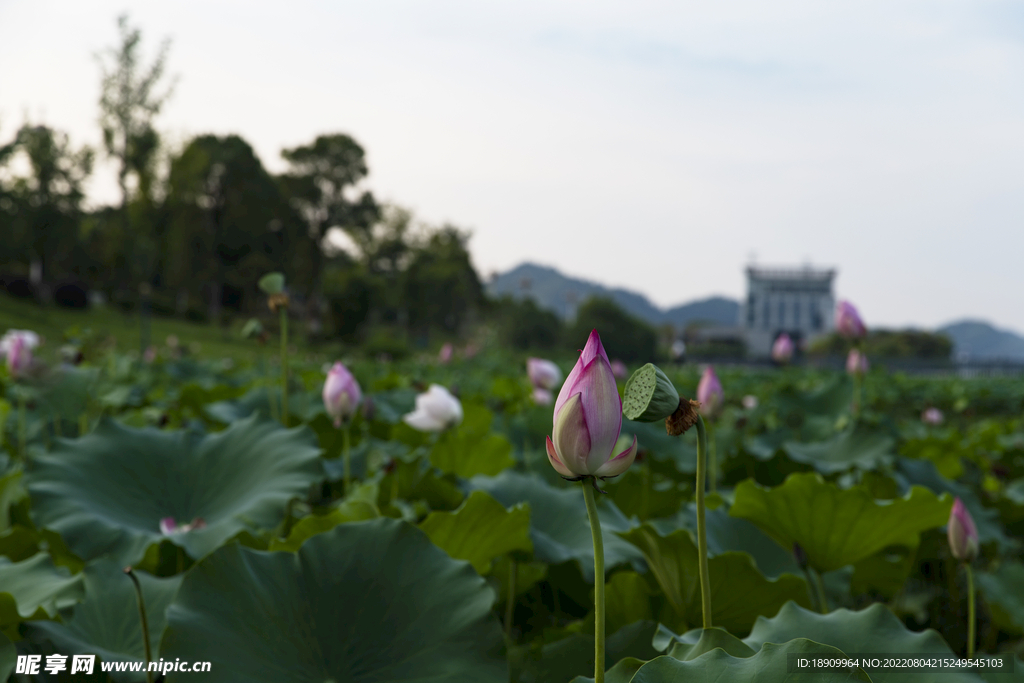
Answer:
[[743, 602, 978, 683], [159, 518, 507, 683], [629, 640, 870, 682], [730, 472, 952, 572], [977, 561, 1024, 635], [783, 427, 895, 474], [0, 552, 84, 630], [24, 559, 182, 681], [618, 524, 811, 635], [510, 621, 660, 683], [469, 471, 643, 581], [26, 415, 324, 565], [418, 490, 532, 573]]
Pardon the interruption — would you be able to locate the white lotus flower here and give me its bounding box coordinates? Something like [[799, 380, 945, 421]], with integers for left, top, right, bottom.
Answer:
[[403, 384, 463, 432]]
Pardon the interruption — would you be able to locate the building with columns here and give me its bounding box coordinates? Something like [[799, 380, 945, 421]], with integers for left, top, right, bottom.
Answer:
[[739, 266, 836, 357]]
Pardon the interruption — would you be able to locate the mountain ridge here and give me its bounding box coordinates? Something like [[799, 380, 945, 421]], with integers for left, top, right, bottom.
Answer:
[[488, 262, 1024, 360]]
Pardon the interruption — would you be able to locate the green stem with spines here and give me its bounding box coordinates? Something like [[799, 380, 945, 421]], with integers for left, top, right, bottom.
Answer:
[[124, 567, 155, 683], [582, 481, 605, 683], [966, 563, 975, 658], [342, 423, 352, 494], [695, 416, 712, 628], [279, 306, 289, 427]]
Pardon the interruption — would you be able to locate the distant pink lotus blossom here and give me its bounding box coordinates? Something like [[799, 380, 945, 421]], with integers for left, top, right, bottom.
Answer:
[[771, 333, 794, 363], [323, 362, 362, 427], [846, 349, 869, 376], [835, 300, 867, 338], [947, 498, 978, 562], [697, 366, 724, 417], [438, 343, 454, 364], [922, 407, 944, 425], [610, 359, 628, 380], [527, 358, 562, 390], [1, 329, 40, 377], [533, 387, 554, 405]]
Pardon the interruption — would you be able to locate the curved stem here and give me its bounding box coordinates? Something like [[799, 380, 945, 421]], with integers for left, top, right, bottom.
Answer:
[[124, 567, 155, 683], [342, 423, 352, 494], [695, 416, 712, 628], [582, 481, 605, 683], [966, 563, 975, 657], [279, 307, 289, 427]]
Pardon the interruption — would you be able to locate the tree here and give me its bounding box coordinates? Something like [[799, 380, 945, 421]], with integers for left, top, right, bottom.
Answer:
[[165, 135, 286, 323], [280, 134, 379, 327], [402, 225, 484, 335], [567, 297, 658, 363], [0, 125, 93, 294], [97, 14, 175, 294]]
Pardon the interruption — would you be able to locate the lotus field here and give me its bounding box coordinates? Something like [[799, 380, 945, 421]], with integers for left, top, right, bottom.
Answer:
[[2, 319, 1024, 683]]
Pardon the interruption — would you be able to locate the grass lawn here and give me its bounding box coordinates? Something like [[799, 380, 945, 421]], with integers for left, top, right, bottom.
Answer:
[[0, 292, 327, 364]]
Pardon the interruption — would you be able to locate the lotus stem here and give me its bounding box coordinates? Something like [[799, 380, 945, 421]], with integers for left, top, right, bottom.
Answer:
[[505, 559, 517, 639], [966, 563, 975, 657], [17, 390, 26, 460], [582, 480, 605, 683], [695, 416, 712, 628], [342, 423, 352, 494], [124, 566, 155, 683], [814, 568, 829, 614], [279, 306, 289, 427]]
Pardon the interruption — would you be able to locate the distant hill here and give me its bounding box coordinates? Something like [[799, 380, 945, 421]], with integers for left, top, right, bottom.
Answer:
[[488, 263, 739, 328], [938, 320, 1024, 361]]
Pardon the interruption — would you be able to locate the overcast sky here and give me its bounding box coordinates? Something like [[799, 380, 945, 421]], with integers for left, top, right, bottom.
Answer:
[[2, 1, 1023, 332]]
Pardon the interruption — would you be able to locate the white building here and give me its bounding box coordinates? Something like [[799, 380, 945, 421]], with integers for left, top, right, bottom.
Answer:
[[740, 266, 836, 357]]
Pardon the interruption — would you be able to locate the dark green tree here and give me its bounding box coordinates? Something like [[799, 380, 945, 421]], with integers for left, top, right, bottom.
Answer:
[[165, 135, 286, 323], [567, 296, 658, 363], [96, 14, 175, 295], [0, 125, 93, 292], [402, 225, 484, 335], [280, 134, 379, 328]]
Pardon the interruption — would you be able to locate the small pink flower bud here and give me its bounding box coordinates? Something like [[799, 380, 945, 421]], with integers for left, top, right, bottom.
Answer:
[[697, 366, 723, 417], [835, 300, 867, 338], [771, 333, 794, 363], [323, 362, 362, 427], [527, 358, 562, 390], [947, 498, 979, 562]]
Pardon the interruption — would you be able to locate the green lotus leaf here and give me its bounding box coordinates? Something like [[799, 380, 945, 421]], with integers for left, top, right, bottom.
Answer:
[[159, 519, 507, 683], [655, 626, 756, 660], [783, 427, 895, 474], [430, 404, 514, 478], [0, 631, 12, 682], [0, 552, 84, 630], [418, 490, 531, 574], [743, 601, 979, 683], [629, 640, 870, 682], [604, 468, 683, 521], [731, 472, 952, 572], [655, 504, 802, 579], [27, 415, 324, 565], [469, 471, 643, 581], [776, 375, 855, 424], [897, 458, 1011, 549], [619, 524, 811, 635], [0, 468, 25, 531], [268, 500, 379, 553], [605, 571, 655, 634], [24, 559, 182, 681], [510, 620, 660, 683], [569, 656, 646, 683], [977, 561, 1024, 635], [256, 271, 285, 295]]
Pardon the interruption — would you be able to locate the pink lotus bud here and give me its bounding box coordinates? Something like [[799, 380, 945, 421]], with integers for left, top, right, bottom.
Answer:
[[403, 384, 463, 431], [947, 498, 978, 562], [1, 329, 40, 377], [835, 300, 867, 338], [922, 407, 944, 425], [438, 343, 454, 364], [545, 330, 637, 479], [771, 333, 794, 363], [846, 348, 869, 376], [532, 387, 554, 405], [159, 517, 177, 535], [527, 358, 562, 390], [610, 359, 628, 380], [323, 362, 362, 427], [697, 366, 723, 417]]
